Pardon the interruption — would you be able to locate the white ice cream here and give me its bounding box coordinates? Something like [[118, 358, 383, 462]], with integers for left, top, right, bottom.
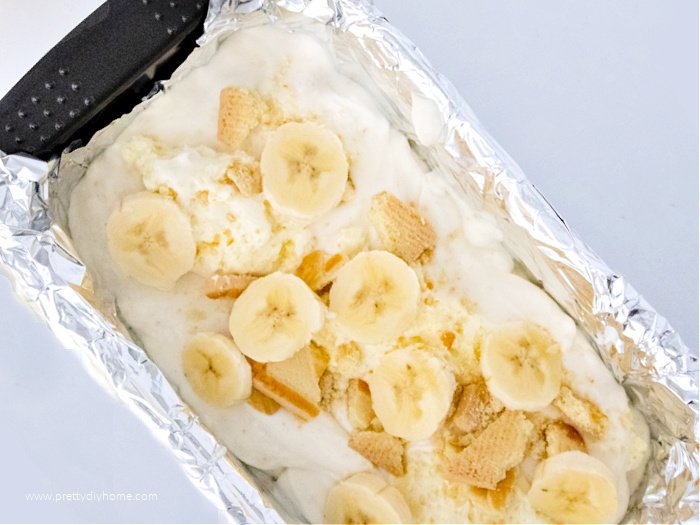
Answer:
[[68, 23, 648, 524]]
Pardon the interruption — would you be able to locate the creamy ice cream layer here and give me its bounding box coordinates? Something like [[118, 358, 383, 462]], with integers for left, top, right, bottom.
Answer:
[[68, 22, 649, 524]]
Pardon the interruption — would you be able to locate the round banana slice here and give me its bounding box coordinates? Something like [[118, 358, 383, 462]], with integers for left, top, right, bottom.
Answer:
[[528, 451, 619, 524], [480, 322, 561, 411], [329, 250, 419, 344], [106, 191, 195, 290], [324, 472, 412, 525], [229, 272, 324, 362], [261, 121, 349, 218], [182, 332, 252, 407], [368, 348, 455, 441]]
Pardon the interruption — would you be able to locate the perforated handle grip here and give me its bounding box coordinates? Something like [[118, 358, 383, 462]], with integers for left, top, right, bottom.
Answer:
[[0, 0, 207, 159]]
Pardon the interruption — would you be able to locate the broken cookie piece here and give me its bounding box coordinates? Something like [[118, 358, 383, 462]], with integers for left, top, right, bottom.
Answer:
[[349, 430, 405, 476], [295, 250, 347, 291], [470, 469, 516, 511], [451, 382, 504, 434], [224, 156, 262, 196], [369, 191, 436, 262], [347, 378, 375, 430], [250, 345, 327, 420], [553, 386, 608, 438], [544, 420, 586, 456], [205, 271, 256, 299], [247, 388, 281, 415], [309, 343, 331, 380], [218, 87, 264, 149], [445, 410, 533, 489]]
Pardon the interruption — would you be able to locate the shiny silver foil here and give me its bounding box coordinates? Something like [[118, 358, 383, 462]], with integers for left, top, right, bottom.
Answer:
[[0, 0, 697, 523]]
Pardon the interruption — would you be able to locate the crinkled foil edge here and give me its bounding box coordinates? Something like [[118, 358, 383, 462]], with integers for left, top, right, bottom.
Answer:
[[0, 0, 697, 523]]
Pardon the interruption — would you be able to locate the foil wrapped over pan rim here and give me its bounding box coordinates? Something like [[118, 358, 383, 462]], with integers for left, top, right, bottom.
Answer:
[[0, 0, 696, 523]]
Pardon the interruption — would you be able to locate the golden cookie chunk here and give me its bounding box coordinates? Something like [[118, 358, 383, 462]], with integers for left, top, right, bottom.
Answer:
[[487, 469, 516, 510], [470, 469, 516, 511], [295, 250, 347, 291], [347, 378, 375, 430], [217, 87, 264, 149], [445, 411, 534, 489], [451, 382, 504, 434], [204, 271, 256, 299], [440, 330, 456, 349], [319, 370, 338, 410], [309, 343, 330, 380], [553, 386, 608, 438], [250, 346, 326, 420], [247, 388, 281, 415], [369, 191, 436, 262], [224, 158, 262, 196], [348, 431, 405, 476], [545, 420, 586, 456]]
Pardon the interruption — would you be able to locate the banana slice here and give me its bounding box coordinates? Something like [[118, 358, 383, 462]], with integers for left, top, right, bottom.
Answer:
[[329, 250, 419, 344], [229, 272, 324, 362], [324, 472, 412, 524], [480, 322, 561, 411], [528, 451, 619, 524], [368, 348, 455, 441], [182, 332, 252, 407], [106, 191, 195, 290], [261, 122, 348, 218]]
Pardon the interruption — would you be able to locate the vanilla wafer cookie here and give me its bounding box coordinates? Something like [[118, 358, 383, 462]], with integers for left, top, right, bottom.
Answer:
[[451, 382, 504, 434], [544, 420, 586, 456], [250, 345, 328, 420], [205, 271, 256, 299], [349, 430, 405, 476], [217, 87, 264, 149], [247, 388, 281, 415], [369, 191, 436, 262], [224, 156, 262, 196], [445, 410, 534, 489], [295, 250, 346, 291], [347, 378, 375, 430], [554, 386, 608, 438]]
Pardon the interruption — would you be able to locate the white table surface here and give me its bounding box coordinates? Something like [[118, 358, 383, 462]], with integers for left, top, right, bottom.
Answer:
[[0, 0, 697, 522]]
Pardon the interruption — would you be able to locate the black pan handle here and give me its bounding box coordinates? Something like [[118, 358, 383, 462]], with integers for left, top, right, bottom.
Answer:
[[0, 0, 207, 160]]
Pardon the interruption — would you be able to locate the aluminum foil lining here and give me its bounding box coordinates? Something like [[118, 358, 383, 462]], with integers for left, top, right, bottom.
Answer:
[[0, 0, 697, 523]]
